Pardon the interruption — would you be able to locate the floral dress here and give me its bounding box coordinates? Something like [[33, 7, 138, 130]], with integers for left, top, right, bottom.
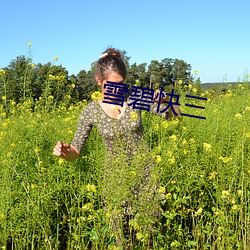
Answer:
[[71, 99, 170, 157], [71, 99, 171, 233]]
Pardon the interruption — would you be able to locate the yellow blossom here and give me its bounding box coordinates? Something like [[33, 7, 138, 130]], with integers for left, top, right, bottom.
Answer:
[[131, 111, 138, 121], [48, 95, 54, 100], [192, 88, 197, 93], [193, 69, 198, 74], [178, 79, 183, 85], [168, 156, 175, 165], [195, 207, 203, 216], [54, 56, 58, 62], [188, 84, 193, 89], [0, 69, 6, 75], [130, 171, 136, 176], [71, 83, 76, 89], [234, 113, 242, 120], [182, 139, 187, 145], [219, 156, 232, 164], [2, 96, 6, 100], [31, 184, 37, 189], [159, 186, 166, 194], [154, 123, 159, 131], [222, 190, 230, 197], [214, 209, 223, 216], [237, 190, 243, 196], [0, 213, 5, 221], [91, 91, 103, 101], [34, 147, 41, 153], [208, 171, 217, 180], [203, 142, 212, 152], [189, 138, 195, 144], [162, 120, 168, 128], [11, 100, 16, 105], [165, 193, 172, 199], [155, 155, 162, 164], [28, 42, 32, 47], [232, 204, 239, 211], [171, 119, 179, 126], [81, 203, 93, 212], [2, 122, 7, 128], [86, 184, 96, 193], [169, 134, 177, 141], [245, 132, 250, 138], [58, 158, 64, 165], [245, 106, 250, 111]]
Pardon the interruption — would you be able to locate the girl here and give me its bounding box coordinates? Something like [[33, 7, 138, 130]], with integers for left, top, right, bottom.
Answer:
[[53, 48, 180, 247]]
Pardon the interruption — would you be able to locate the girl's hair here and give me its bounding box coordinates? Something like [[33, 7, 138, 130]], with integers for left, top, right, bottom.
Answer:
[[95, 48, 127, 81]]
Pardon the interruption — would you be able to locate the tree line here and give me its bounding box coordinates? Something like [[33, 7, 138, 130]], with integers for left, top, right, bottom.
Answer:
[[0, 51, 201, 106]]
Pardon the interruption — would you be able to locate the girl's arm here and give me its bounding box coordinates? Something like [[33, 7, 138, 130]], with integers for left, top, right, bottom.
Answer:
[[53, 102, 94, 161]]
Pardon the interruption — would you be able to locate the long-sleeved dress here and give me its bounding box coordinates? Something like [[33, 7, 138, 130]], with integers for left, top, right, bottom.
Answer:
[[71, 99, 170, 226]]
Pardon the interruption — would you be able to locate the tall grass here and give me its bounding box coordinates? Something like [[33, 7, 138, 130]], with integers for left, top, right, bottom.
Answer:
[[0, 83, 249, 249]]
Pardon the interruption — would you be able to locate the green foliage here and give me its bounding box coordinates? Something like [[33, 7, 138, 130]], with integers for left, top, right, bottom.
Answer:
[[0, 83, 249, 249]]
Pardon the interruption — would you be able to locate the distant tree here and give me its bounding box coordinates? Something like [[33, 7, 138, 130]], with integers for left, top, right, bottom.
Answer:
[[5, 55, 33, 102]]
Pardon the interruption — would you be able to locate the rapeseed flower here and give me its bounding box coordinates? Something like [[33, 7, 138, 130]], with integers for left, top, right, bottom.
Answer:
[[203, 142, 212, 152], [237, 190, 243, 196], [245, 106, 250, 111], [219, 156, 232, 163], [178, 79, 183, 85], [131, 111, 138, 121], [222, 190, 230, 197], [169, 134, 177, 141], [0, 69, 5, 75], [194, 207, 203, 216], [182, 139, 187, 145], [28, 42, 32, 47], [0, 214, 5, 221], [81, 203, 93, 212], [235, 113, 242, 120], [168, 156, 175, 165], [165, 193, 172, 199], [193, 69, 198, 74], [232, 204, 239, 211], [208, 171, 217, 180], [192, 88, 197, 93], [158, 186, 166, 194], [91, 91, 103, 101], [54, 56, 58, 62], [162, 120, 168, 128], [154, 123, 159, 131], [189, 138, 195, 144], [86, 184, 97, 193], [155, 155, 162, 164]]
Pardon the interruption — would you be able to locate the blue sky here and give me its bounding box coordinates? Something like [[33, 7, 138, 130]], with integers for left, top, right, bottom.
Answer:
[[1, 0, 249, 83]]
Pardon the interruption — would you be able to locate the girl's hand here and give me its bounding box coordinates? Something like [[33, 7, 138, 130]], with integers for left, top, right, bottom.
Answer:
[[153, 91, 170, 104], [53, 141, 71, 158], [53, 141, 80, 161]]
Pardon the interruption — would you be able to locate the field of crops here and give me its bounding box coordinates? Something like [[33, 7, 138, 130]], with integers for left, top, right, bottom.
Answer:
[[0, 83, 249, 249]]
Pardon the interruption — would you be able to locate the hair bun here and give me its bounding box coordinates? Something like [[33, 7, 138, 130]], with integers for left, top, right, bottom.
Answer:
[[100, 48, 123, 60]]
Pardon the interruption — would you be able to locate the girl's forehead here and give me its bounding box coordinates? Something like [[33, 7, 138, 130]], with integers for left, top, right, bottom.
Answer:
[[105, 71, 124, 82]]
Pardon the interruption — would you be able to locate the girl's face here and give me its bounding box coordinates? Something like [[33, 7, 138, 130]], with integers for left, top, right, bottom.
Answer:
[[96, 71, 125, 101]]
